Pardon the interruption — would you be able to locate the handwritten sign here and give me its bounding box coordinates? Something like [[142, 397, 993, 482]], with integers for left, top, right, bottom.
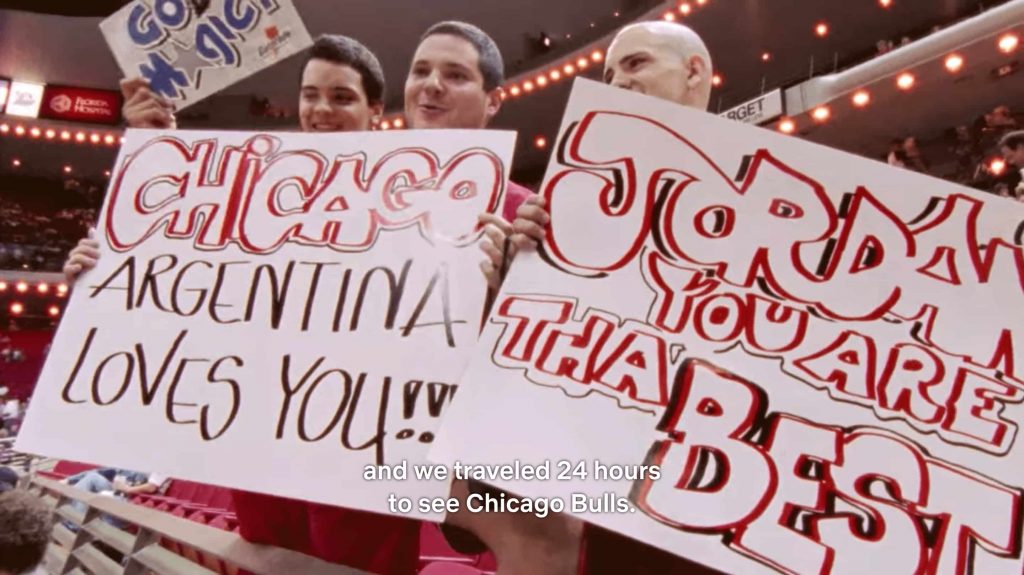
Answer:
[[18, 127, 515, 519], [100, 0, 313, 108], [433, 79, 1024, 574]]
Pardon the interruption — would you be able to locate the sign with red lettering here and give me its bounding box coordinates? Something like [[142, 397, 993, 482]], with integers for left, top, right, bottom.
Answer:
[[40, 86, 122, 125], [18, 127, 516, 518], [434, 79, 1024, 573]]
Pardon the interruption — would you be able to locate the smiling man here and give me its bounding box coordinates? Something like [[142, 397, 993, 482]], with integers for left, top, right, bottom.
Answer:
[[404, 21, 533, 285]]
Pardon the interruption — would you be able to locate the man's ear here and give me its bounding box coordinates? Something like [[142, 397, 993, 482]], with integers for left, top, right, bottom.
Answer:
[[686, 53, 709, 92], [483, 87, 503, 125], [370, 102, 384, 130]]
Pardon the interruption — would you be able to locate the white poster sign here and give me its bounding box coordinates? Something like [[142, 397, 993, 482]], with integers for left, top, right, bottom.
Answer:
[[18, 127, 515, 519], [100, 0, 313, 108], [434, 79, 1024, 574]]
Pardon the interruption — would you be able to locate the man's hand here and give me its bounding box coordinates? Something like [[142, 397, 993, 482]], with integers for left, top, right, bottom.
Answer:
[[121, 77, 177, 129], [63, 228, 100, 283], [511, 195, 549, 250], [479, 213, 516, 290]]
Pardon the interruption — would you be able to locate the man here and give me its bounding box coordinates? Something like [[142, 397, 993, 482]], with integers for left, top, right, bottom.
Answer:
[[403, 21, 532, 289], [510, 20, 712, 251], [0, 489, 52, 575], [999, 130, 1024, 198], [493, 21, 722, 575]]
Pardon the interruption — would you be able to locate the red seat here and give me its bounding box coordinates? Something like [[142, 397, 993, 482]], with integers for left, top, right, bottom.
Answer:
[[419, 524, 476, 565]]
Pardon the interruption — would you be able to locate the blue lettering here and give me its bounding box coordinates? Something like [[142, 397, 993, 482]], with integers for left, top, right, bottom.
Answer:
[[196, 22, 240, 66], [127, 4, 165, 47], [154, 0, 190, 29], [139, 52, 190, 98], [224, 0, 258, 32]]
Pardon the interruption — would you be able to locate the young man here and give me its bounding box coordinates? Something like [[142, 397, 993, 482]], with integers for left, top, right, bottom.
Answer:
[[489, 21, 723, 575], [64, 35, 424, 575]]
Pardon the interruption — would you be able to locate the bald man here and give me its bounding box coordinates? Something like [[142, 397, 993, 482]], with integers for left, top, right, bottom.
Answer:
[[484, 21, 723, 575], [510, 21, 712, 249]]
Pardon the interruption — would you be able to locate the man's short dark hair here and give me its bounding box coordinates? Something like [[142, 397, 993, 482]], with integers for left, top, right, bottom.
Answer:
[[0, 490, 53, 575], [999, 130, 1024, 151], [420, 21, 504, 91], [302, 34, 385, 106]]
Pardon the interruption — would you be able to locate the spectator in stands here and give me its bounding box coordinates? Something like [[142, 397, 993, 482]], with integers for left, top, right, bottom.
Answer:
[[999, 130, 1024, 196], [886, 138, 909, 168], [0, 489, 52, 575], [952, 124, 981, 183], [0, 466, 18, 492], [65, 468, 169, 497], [902, 136, 930, 173]]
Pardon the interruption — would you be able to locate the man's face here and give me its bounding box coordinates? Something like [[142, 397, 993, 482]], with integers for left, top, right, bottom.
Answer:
[[299, 58, 380, 133], [604, 26, 695, 108], [404, 34, 498, 129], [1002, 145, 1024, 167]]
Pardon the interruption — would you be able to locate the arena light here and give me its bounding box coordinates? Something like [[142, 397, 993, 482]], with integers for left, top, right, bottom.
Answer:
[[990, 158, 1007, 176], [380, 120, 391, 130], [591, 49, 604, 63], [0, 124, 8, 133], [576, 57, 589, 70], [104, 169, 112, 177], [393, 118, 404, 128], [523, 80, 535, 92], [45, 129, 55, 139], [14, 125, 25, 136], [60, 130, 71, 140], [104, 134, 115, 145], [536, 75, 548, 87], [944, 54, 964, 73], [679, 3, 692, 15], [0, 281, 7, 291], [63, 165, 73, 174], [762, 52, 772, 62], [509, 85, 521, 97], [778, 118, 796, 134], [815, 23, 829, 38], [999, 33, 1019, 54], [534, 136, 548, 149], [663, 11, 676, 21], [712, 74, 723, 87], [15, 281, 28, 293], [812, 106, 831, 122], [879, 0, 892, 7], [89, 133, 101, 144], [696, 0, 706, 5], [75, 132, 86, 142], [563, 63, 576, 76], [11, 158, 20, 167], [119, 136, 126, 144], [37, 283, 49, 294], [57, 283, 69, 295], [549, 70, 562, 81], [29, 127, 41, 138], [10, 302, 24, 315], [48, 305, 61, 317], [896, 72, 916, 90]]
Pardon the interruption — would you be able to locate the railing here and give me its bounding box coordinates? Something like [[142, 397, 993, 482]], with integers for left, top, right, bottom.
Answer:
[[26, 475, 368, 575], [0, 437, 36, 470]]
